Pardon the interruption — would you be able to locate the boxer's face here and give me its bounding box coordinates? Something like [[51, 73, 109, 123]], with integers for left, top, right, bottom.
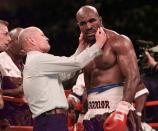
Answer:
[[77, 10, 102, 43], [0, 24, 11, 52], [9, 29, 23, 54]]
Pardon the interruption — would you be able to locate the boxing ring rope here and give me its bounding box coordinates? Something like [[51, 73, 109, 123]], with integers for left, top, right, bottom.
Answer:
[[3, 95, 27, 104], [10, 126, 33, 131], [144, 101, 158, 128], [2, 96, 33, 131], [145, 101, 158, 107], [2, 94, 158, 130]]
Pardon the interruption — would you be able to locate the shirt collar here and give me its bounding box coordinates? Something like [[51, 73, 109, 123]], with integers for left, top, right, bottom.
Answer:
[[27, 51, 42, 55]]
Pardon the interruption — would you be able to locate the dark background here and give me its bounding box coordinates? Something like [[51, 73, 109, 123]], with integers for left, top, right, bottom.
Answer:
[[0, 0, 158, 56]]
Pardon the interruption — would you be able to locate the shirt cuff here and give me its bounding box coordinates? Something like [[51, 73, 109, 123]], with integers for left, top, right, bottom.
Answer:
[[88, 44, 102, 58]]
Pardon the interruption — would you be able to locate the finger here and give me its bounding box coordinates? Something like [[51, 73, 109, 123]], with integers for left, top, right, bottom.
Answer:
[[99, 27, 104, 33], [96, 27, 101, 35], [79, 33, 83, 40], [145, 51, 150, 57], [96, 28, 99, 34], [80, 33, 83, 38], [100, 27, 107, 38]]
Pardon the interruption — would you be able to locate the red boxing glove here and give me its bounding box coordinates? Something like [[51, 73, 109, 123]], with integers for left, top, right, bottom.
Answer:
[[103, 101, 131, 131], [68, 99, 83, 112], [74, 102, 83, 111], [76, 122, 84, 131]]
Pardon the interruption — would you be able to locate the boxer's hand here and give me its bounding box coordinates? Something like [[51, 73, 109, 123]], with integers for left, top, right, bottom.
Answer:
[[68, 98, 83, 111], [145, 51, 157, 68], [95, 27, 107, 49], [76, 122, 84, 131], [103, 101, 131, 131]]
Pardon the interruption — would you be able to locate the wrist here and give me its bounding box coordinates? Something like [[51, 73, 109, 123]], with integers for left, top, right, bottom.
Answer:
[[134, 88, 149, 99], [68, 94, 80, 103], [136, 111, 142, 117]]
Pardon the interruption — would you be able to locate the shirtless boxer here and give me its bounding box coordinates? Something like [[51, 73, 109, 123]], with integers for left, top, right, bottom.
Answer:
[[76, 5, 148, 131]]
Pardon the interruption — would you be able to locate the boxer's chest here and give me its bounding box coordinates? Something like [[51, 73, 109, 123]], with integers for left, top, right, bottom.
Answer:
[[85, 44, 116, 71]]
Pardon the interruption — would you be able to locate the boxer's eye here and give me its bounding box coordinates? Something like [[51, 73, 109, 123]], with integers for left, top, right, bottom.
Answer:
[[88, 18, 97, 23], [78, 22, 86, 26]]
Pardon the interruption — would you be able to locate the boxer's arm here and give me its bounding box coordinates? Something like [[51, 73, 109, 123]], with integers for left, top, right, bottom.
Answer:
[[114, 35, 140, 103], [104, 36, 140, 130], [134, 83, 148, 131], [135, 81, 148, 117], [2, 85, 23, 97]]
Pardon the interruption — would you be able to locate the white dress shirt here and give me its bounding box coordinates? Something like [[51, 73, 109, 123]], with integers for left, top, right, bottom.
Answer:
[[23, 44, 101, 118]]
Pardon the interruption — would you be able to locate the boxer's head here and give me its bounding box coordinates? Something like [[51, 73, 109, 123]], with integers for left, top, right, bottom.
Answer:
[[19, 27, 50, 53], [8, 27, 23, 55], [76, 5, 102, 44], [0, 20, 11, 52]]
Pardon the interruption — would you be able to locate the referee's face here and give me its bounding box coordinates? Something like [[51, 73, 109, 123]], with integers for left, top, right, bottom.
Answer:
[[34, 29, 50, 53]]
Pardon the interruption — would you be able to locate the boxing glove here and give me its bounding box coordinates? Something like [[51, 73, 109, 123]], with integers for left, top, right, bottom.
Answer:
[[103, 101, 131, 131], [68, 98, 83, 112], [76, 122, 84, 131]]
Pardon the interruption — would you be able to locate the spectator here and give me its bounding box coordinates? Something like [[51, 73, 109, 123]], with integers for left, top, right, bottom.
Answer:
[[143, 50, 158, 123], [0, 20, 11, 52], [0, 28, 33, 128], [0, 19, 11, 131]]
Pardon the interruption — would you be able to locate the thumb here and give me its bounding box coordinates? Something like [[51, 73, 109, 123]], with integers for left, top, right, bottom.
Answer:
[[79, 33, 83, 41]]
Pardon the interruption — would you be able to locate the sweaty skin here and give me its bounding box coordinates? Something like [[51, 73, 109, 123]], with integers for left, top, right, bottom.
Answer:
[[76, 6, 140, 103]]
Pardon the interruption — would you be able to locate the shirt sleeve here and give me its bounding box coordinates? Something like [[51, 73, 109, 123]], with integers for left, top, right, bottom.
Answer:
[[38, 44, 102, 80], [71, 46, 82, 57]]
